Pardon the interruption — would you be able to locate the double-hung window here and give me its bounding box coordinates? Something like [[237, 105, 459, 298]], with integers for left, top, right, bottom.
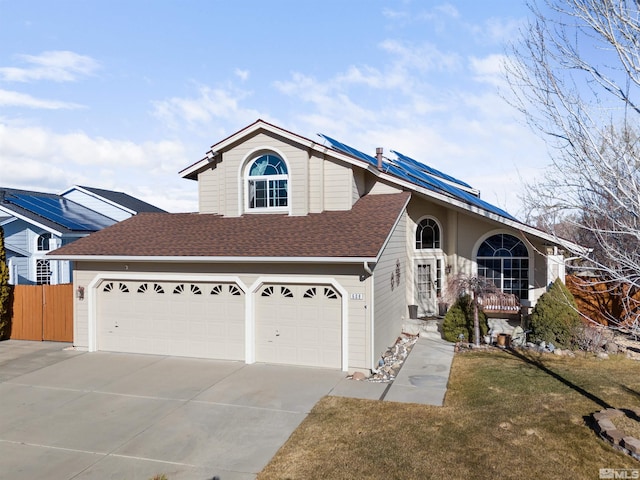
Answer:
[[247, 154, 288, 211]]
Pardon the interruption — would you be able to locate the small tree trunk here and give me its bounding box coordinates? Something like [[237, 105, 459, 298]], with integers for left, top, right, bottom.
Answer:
[[473, 296, 481, 346]]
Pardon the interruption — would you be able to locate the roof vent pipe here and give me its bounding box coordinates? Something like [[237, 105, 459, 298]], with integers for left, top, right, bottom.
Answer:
[[376, 147, 383, 170]]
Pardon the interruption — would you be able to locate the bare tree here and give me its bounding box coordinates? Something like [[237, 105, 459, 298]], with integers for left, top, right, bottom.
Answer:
[[505, 0, 640, 328]]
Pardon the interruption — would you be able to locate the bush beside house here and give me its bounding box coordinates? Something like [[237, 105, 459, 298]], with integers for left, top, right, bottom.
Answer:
[[530, 278, 581, 348], [443, 294, 489, 343], [0, 227, 11, 339]]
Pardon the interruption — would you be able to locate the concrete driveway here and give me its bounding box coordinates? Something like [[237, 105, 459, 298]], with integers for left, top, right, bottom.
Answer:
[[0, 341, 346, 480]]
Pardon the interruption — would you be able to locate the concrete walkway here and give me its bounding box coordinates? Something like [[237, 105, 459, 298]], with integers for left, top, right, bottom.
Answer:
[[330, 335, 456, 405]]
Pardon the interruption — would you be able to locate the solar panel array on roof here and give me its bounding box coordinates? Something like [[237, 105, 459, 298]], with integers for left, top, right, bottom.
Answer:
[[391, 150, 473, 189], [6, 192, 116, 231], [318, 133, 379, 167], [319, 133, 517, 221]]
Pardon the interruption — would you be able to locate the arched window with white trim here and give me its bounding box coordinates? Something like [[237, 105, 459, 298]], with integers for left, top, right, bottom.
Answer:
[[476, 233, 529, 300], [416, 218, 440, 249], [246, 154, 288, 211], [37, 233, 52, 251]]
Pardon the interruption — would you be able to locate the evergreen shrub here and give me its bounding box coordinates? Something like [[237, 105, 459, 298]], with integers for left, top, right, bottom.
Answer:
[[442, 294, 488, 343], [530, 278, 581, 348]]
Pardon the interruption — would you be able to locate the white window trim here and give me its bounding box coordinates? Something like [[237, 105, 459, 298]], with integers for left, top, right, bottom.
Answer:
[[238, 147, 292, 215], [472, 230, 533, 304], [414, 216, 443, 252]]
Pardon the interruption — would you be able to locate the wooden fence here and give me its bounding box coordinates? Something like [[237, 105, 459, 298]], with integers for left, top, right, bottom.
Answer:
[[9, 284, 73, 342], [566, 275, 640, 326]]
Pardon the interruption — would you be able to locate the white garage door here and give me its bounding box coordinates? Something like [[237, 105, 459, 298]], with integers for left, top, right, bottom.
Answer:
[[97, 280, 245, 360], [256, 284, 342, 369]]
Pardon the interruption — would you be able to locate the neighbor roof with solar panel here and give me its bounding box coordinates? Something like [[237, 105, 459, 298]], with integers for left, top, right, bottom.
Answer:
[[318, 133, 516, 221], [0, 188, 116, 232]]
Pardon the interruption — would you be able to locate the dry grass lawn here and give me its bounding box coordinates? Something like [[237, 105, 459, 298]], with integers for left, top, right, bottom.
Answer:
[[258, 349, 640, 480]]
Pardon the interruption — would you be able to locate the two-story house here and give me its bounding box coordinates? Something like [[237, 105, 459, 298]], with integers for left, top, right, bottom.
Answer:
[[50, 120, 573, 372], [1, 186, 165, 285]]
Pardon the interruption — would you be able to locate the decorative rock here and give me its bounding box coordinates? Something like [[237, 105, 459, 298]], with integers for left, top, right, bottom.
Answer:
[[596, 418, 617, 433], [603, 429, 625, 445], [364, 333, 418, 384], [604, 408, 625, 418], [352, 371, 367, 381], [622, 436, 640, 455], [597, 352, 610, 360], [605, 342, 620, 354]]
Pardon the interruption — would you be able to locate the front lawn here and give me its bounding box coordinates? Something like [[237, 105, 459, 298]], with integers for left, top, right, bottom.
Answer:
[[258, 349, 640, 479]]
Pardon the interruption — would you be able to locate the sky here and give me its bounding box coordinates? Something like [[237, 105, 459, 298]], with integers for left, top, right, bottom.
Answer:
[[0, 1, 549, 216]]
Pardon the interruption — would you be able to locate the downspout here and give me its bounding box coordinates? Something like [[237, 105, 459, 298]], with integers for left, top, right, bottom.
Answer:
[[363, 261, 373, 277], [364, 261, 375, 370]]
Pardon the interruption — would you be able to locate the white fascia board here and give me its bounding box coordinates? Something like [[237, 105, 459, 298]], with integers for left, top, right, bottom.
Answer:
[[179, 119, 378, 179], [0, 205, 63, 237], [64, 186, 137, 216], [373, 170, 583, 251], [0, 216, 18, 226], [47, 254, 378, 263]]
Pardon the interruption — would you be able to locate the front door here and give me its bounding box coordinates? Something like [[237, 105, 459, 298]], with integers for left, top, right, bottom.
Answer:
[[416, 260, 440, 317]]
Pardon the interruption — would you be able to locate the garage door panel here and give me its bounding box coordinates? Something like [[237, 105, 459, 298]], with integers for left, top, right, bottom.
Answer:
[[256, 283, 342, 369], [98, 281, 245, 361]]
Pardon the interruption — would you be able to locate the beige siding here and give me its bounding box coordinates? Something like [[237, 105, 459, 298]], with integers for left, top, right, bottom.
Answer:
[[308, 152, 324, 213], [368, 180, 403, 195], [73, 269, 92, 349], [72, 261, 372, 371], [352, 168, 365, 204], [198, 167, 220, 214], [323, 160, 353, 211], [372, 211, 407, 362]]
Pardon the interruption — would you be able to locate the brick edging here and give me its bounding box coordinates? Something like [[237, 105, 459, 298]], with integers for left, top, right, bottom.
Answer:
[[593, 408, 640, 460]]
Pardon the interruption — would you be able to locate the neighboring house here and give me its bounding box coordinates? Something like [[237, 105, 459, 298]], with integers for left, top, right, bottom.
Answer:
[[50, 119, 576, 371], [0, 186, 165, 285]]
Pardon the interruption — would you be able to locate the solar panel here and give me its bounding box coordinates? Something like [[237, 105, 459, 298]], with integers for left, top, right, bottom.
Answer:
[[319, 133, 516, 220], [386, 155, 515, 220], [7, 193, 115, 231], [318, 133, 378, 167], [391, 150, 473, 189]]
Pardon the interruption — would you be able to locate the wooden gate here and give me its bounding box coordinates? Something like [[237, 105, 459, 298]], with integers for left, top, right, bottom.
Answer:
[[10, 284, 73, 342]]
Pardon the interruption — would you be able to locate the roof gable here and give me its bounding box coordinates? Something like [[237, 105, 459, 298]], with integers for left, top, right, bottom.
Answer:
[[69, 186, 166, 214], [0, 188, 116, 234]]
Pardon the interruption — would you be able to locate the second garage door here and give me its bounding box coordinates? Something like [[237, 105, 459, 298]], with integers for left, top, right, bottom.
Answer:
[[255, 284, 342, 369], [97, 280, 245, 360]]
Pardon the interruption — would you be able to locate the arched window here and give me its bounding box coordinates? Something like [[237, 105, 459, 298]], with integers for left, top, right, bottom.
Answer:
[[476, 233, 529, 300], [246, 154, 288, 210], [37, 233, 52, 251], [416, 218, 440, 249]]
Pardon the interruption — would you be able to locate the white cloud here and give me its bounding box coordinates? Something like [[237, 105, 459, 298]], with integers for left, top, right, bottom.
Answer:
[[467, 16, 525, 46], [0, 88, 84, 109], [469, 54, 509, 87], [0, 51, 100, 83], [151, 85, 266, 133], [234, 69, 250, 82], [0, 123, 197, 212]]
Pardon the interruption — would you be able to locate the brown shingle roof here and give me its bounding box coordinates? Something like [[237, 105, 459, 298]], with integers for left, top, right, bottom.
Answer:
[[50, 192, 410, 259]]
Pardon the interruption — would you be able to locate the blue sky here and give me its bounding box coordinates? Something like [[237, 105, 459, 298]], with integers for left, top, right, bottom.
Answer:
[[0, 1, 547, 214]]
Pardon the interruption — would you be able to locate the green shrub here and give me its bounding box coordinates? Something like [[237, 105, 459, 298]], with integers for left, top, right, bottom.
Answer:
[[442, 294, 488, 343], [529, 278, 581, 348], [0, 226, 10, 340]]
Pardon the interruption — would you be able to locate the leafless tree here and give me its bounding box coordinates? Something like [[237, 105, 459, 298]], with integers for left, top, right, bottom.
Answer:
[[504, 0, 640, 328]]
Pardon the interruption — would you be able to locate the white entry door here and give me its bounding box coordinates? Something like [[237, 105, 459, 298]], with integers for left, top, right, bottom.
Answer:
[[416, 260, 441, 317]]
